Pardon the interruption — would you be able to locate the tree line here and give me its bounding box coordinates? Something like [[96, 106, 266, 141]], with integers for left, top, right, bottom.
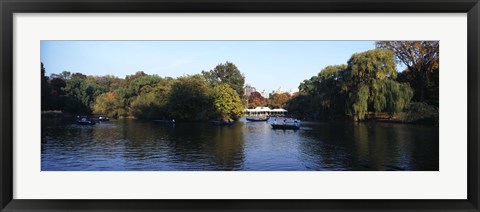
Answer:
[[42, 61, 245, 122], [42, 41, 439, 123], [247, 92, 291, 109], [286, 41, 439, 123]]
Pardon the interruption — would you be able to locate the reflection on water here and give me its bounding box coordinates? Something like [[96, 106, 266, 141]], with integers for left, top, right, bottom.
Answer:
[[41, 118, 438, 171]]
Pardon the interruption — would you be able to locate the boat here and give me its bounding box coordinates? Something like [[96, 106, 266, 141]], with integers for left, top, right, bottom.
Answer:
[[97, 116, 110, 121], [246, 116, 269, 122], [271, 124, 300, 130], [76, 117, 96, 125], [271, 119, 301, 130]]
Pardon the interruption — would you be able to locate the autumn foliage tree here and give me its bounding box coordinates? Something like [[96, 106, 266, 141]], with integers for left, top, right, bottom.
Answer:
[[375, 41, 439, 104], [268, 93, 290, 109], [42, 61, 250, 121], [248, 91, 266, 108], [93, 91, 118, 117]]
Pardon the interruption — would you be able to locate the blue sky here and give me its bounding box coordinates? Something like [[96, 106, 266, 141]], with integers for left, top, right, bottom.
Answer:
[[41, 41, 389, 93]]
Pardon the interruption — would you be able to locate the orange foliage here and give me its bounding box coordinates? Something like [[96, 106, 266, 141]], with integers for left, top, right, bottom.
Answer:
[[106, 91, 116, 101]]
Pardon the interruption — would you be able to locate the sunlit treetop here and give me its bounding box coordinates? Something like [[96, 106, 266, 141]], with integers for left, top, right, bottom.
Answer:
[[348, 49, 397, 82]]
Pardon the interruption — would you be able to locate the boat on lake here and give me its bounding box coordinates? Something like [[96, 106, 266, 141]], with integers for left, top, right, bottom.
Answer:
[[76, 117, 96, 125], [271, 124, 300, 130], [271, 118, 300, 130], [97, 116, 110, 121], [246, 116, 269, 122]]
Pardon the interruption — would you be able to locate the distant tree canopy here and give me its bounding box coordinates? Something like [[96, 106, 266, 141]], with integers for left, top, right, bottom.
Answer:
[[41, 62, 246, 121], [202, 61, 246, 97], [268, 93, 290, 109]]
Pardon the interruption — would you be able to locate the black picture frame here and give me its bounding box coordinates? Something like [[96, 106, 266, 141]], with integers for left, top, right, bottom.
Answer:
[[1, 0, 479, 211]]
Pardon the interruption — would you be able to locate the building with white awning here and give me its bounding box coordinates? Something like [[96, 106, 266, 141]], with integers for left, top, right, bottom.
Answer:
[[244, 107, 288, 116]]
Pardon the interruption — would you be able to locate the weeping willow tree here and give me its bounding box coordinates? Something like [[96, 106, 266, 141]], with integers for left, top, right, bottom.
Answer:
[[287, 48, 414, 121], [347, 49, 414, 121], [351, 83, 370, 121]]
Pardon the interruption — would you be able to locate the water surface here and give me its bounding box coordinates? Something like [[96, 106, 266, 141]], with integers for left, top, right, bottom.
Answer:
[[41, 118, 439, 171]]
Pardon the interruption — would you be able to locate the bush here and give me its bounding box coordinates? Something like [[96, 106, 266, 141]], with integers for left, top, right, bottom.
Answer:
[[399, 102, 438, 124]]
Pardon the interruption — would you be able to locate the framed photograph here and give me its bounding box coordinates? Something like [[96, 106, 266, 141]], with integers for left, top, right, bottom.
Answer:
[[1, 0, 479, 211]]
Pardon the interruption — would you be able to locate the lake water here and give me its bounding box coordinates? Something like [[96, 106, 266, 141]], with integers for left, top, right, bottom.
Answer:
[[41, 118, 439, 171]]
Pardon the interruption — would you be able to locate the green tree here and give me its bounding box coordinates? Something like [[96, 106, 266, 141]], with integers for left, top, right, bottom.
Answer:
[[62, 73, 108, 114], [346, 49, 413, 120], [130, 92, 164, 119], [41, 63, 51, 110], [121, 71, 147, 87], [285, 93, 313, 119], [314, 65, 349, 119], [202, 61, 245, 97], [111, 87, 132, 117], [93, 75, 123, 92], [348, 49, 397, 82], [212, 83, 244, 121], [167, 75, 213, 121], [48, 77, 67, 110], [93, 73, 159, 118], [129, 77, 174, 119], [129, 74, 162, 95], [289, 65, 349, 120], [351, 83, 370, 121], [61, 76, 88, 113], [384, 80, 414, 115], [41, 63, 69, 111]]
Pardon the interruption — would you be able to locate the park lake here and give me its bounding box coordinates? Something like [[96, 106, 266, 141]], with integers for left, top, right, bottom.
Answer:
[[42, 117, 438, 171], [41, 41, 439, 171]]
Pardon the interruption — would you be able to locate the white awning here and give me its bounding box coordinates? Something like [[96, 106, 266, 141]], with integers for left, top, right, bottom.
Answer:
[[244, 107, 288, 113]]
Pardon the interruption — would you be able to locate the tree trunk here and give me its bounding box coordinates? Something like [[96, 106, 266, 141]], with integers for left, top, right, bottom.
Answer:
[[417, 73, 426, 102], [413, 67, 427, 102]]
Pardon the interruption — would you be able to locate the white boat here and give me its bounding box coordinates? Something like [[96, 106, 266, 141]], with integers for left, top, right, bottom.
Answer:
[[246, 116, 269, 122], [271, 118, 300, 130]]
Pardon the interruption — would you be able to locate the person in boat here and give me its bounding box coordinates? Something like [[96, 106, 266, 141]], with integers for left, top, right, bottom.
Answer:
[[273, 119, 277, 124], [283, 119, 287, 125], [294, 120, 298, 126]]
